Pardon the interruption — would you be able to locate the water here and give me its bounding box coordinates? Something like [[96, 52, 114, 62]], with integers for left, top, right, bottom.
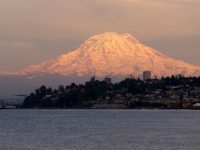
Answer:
[[0, 109, 200, 150]]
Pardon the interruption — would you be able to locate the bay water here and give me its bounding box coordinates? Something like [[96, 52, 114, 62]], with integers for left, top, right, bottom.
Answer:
[[0, 109, 200, 150]]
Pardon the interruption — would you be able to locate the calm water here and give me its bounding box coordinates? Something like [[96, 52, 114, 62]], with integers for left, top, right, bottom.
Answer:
[[0, 109, 200, 150]]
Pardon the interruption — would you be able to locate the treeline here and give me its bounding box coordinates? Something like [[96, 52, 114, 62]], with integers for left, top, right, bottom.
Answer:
[[23, 80, 111, 108], [22, 76, 200, 108]]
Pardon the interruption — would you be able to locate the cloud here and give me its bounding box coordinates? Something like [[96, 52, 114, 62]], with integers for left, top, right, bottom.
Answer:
[[0, 40, 38, 71], [0, 40, 34, 50], [0, 0, 200, 70], [113, 0, 200, 4]]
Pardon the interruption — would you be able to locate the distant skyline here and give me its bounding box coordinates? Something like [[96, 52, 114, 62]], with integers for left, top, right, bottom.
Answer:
[[0, 0, 200, 71]]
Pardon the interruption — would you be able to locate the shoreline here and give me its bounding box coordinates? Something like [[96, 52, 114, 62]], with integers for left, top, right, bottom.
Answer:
[[1, 107, 200, 110]]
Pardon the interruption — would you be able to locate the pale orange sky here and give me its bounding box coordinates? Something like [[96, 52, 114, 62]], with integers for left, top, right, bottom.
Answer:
[[0, 0, 200, 71]]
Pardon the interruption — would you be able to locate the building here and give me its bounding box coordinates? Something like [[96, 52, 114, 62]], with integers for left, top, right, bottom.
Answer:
[[143, 71, 151, 80], [90, 76, 96, 82], [104, 77, 112, 84]]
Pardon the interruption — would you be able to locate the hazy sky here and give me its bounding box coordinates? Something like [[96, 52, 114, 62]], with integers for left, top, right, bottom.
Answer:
[[0, 0, 200, 71]]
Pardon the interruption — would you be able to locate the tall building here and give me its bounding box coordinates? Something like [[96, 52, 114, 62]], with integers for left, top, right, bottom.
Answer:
[[143, 71, 151, 80], [104, 77, 112, 84], [90, 76, 96, 82]]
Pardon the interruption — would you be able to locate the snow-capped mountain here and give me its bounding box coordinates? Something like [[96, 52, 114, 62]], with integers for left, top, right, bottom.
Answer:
[[1, 32, 200, 98], [11, 32, 200, 78]]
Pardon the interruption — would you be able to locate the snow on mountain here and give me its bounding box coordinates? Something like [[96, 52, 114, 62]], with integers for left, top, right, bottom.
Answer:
[[4, 32, 200, 78]]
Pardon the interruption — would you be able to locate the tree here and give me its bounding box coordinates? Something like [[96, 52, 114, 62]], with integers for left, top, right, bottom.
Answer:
[[58, 85, 65, 93], [39, 85, 47, 97], [46, 87, 53, 95]]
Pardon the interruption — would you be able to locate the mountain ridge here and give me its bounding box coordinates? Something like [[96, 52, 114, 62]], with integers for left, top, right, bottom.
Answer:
[[2, 32, 200, 78]]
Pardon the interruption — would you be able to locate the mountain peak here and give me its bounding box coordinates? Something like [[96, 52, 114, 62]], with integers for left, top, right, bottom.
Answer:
[[77, 32, 140, 56], [88, 32, 139, 44], [90, 32, 134, 38]]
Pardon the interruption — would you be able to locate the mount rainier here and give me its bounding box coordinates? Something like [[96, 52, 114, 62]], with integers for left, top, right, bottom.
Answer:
[[4, 32, 200, 77], [1, 32, 200, 97]]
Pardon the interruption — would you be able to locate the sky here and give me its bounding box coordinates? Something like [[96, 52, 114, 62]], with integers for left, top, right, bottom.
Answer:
[[0, 0, 200, 71]]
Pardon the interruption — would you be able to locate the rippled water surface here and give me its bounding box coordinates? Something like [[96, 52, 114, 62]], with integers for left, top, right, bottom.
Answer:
[[0, 109, 200, 150]]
